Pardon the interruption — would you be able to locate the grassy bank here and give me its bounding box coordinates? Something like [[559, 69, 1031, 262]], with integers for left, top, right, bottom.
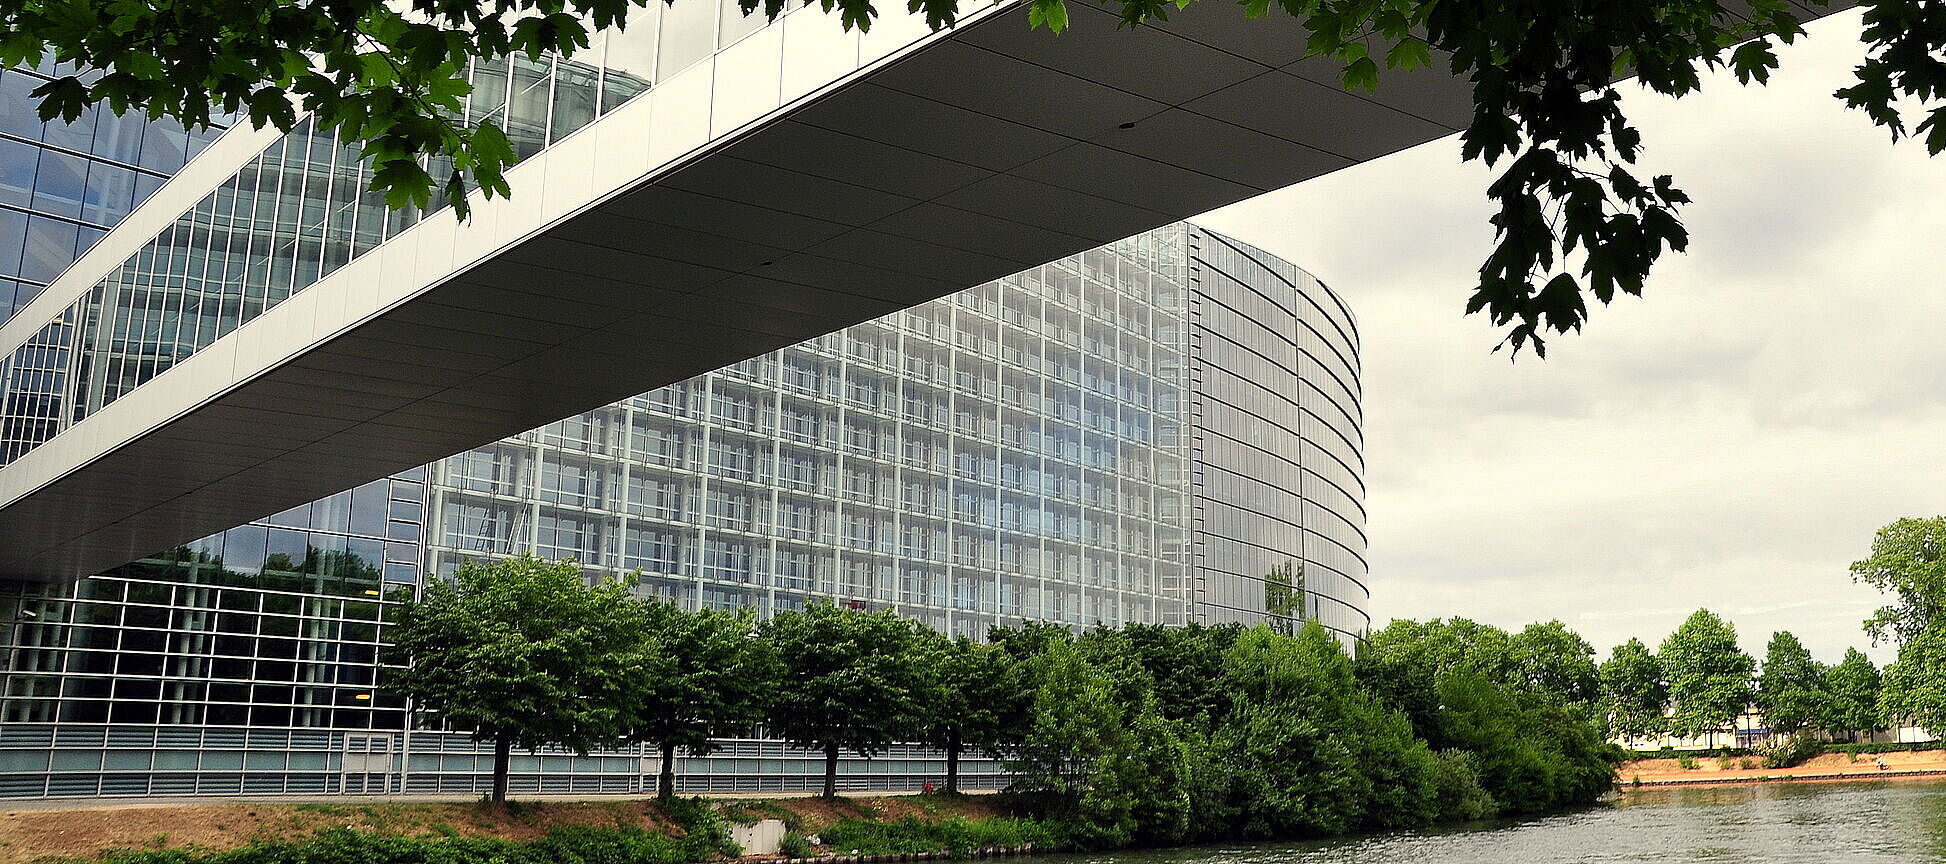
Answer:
[[0, 794, 1023, 864]]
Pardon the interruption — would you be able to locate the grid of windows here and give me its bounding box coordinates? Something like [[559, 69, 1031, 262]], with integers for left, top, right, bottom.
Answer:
[[0, 65, 215, 325], [0, 78, 1367, 795], [0, 472, 424, 731], [427, 230, 1200, 639], [0, 0, 797, 464]]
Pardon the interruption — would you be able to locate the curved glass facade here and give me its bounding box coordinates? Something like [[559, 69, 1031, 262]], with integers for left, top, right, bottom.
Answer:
[[1185, 227, 1367, 638]]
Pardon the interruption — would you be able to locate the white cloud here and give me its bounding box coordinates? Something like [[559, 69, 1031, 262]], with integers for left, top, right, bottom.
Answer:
[[1197, 9, 1943, 665]]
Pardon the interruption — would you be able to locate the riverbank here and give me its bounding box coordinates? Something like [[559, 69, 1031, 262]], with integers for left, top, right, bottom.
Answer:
[[1619, 748, 1946, 788], [0, 794, 1013, 864]]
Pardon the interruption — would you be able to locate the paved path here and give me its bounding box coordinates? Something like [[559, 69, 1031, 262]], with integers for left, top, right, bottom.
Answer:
[[0, 789, 999, 812], [1626, 768, 1946, 788]]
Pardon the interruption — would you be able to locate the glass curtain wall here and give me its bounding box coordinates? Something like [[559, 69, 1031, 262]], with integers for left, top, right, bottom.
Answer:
[[0, 0, 787, 466], [1184, 227, 1369, 639], [0, 64, 218, 326], [425, 230, 1196, 640], [0, 222, 1370, 799]]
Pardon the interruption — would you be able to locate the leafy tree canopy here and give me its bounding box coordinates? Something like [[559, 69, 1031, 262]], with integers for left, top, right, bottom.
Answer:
[[1083, 621, 1244, 725], [383, 553, 654, 801], [759, 601, 930, 797], [1753, 630, 1825, 736], [1356, 616, 1523, 735], [1506, 619, 1601, 711], [1211, 632, 1371, 838], [1851, 515, 1946, 645], [621, 601, 777, 800], [1879, 626, 1946, 736], [1818, 647, 1882, 741], [8, 0, 1946, 351], [913, 631, 1016, 792], [1599, 636, 1668, 739], [1007, 638, 1181, 849], [1657, 608, 1755, 740], [1431, 669, 1615, 815]]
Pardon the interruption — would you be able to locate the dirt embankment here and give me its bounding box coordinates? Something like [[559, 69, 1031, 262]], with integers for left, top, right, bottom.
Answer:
[[0, 794, 1005, 864], [1619, 748, 1946, 787]]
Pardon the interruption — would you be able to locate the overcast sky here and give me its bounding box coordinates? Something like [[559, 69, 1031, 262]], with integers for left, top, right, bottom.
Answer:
[[1197, 9, 1945, 666]]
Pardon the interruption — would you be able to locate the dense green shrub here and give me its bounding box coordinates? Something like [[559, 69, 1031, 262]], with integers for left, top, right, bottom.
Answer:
[[1428, 749, 1498, 822], [1432, 671, 1617, 814], [1759, 735, 1823, 769]]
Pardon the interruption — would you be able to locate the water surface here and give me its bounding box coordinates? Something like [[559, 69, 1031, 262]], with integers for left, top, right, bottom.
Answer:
[[1024, 779, 1946, 863]]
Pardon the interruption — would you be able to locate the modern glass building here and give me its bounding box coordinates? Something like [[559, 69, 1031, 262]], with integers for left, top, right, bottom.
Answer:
[[0, 219, 1367, 798], [0, 3, 1366, 797]]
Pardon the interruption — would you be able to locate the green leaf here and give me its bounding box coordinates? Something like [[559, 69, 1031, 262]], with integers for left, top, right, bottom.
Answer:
[[1340, 56, 1379, 92], [1384, 36, 1432, 71], [29, 75, 90, 123], [1730, 40, 1777, 85], [1027, 0, 1070, 33]]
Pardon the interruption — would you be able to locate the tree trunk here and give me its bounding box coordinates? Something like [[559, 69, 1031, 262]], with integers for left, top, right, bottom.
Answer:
[[823, 741, 839, 799], [659, 742, 677, 802], [945, 729, 960, 794], [491, 737, 512, 805]]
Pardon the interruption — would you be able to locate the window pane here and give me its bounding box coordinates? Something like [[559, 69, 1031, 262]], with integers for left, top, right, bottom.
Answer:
[[80, 161, 137, 225], [0, 138, 35, 206], [18, 215, 78, 283], [11, 279, 39, 309], [29, 149, 86, 219], [506, 56, 551, 160], [468, 56, 509, 125], [40, 103, 99, 153], [0, 72, 47, 140], [657, 0, 715, 82], [601, 5, 657, 113], [130, 172, 164, 209], [349, 483, 388, 537], [91, 112, 147, 164], [74, 224, 104, 258], [550, 61, 599, 142], [137, 125, 187, 173]]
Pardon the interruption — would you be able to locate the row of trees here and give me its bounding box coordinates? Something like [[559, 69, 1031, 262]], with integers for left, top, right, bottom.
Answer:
[[386, 555, 1621, 840], [386, 555, 985, 802], [1593, 516, 1946, 745], [1597, 611, 1886, 743]]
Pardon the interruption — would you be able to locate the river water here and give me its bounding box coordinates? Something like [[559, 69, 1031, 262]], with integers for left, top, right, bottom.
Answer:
[[1025, 779, 1946, 863]]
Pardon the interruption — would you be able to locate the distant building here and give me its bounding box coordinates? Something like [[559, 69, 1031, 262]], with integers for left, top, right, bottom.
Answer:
[[1614, 709, 1938, 751]]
